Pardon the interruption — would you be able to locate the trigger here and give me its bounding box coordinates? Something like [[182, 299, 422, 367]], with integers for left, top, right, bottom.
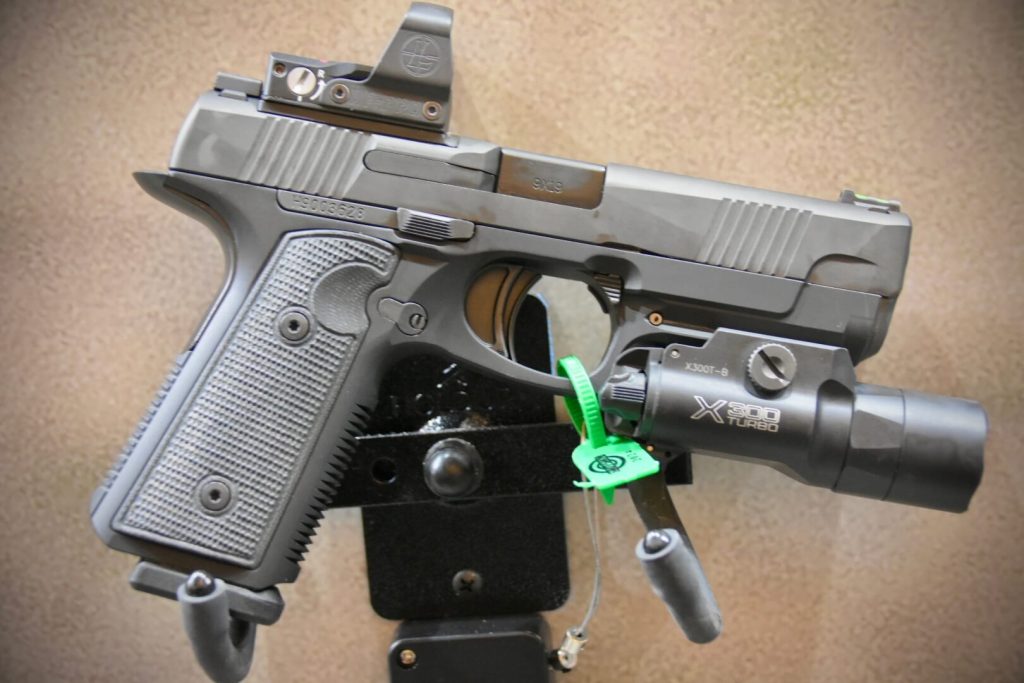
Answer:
[[465, 266, 540, 359]]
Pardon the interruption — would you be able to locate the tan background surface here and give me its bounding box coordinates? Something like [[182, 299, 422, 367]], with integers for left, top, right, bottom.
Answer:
[[1, 0, 1021, 681]]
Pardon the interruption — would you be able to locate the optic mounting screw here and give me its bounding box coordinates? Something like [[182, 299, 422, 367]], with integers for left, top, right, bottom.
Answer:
[[422, 101, 442, 121], [330, 83, 350, 104], [748, 343, 797, 393]]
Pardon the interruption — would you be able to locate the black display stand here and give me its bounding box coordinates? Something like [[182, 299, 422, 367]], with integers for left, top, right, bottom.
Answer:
[[329, 296, 691, 681]]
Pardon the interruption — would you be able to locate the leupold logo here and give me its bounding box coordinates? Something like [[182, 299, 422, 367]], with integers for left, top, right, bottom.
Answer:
[[400, 35, 441, 77], [691, 396, 782, 432], [588, 454, 626, 474]]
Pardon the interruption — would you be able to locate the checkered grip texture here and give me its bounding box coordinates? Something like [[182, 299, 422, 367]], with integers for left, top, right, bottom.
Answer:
[[91, 354, 186, 515], [115, 233, 395, 567]]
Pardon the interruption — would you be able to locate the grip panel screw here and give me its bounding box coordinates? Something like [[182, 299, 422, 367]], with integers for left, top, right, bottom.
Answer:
[[198, 477, 234, 513], [277, 308, 312, 342]]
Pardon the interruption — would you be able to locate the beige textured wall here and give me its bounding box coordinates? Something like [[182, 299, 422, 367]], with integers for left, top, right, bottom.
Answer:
[[1, 0, 1021, 681]]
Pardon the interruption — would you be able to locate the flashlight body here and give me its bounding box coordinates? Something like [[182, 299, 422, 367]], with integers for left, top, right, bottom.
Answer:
[[601, 330, 986, 512]]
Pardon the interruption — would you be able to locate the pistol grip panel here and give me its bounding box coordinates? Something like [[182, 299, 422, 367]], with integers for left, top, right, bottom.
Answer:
[[108, 231, 397, 570], [91, 353, 188, 516]]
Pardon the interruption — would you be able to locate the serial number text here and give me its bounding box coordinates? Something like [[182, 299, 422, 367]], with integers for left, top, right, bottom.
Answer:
[[289, 195, 366, 220]]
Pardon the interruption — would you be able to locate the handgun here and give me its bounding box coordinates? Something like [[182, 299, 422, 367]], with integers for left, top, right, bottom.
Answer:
[[90, 3, 986, 681]]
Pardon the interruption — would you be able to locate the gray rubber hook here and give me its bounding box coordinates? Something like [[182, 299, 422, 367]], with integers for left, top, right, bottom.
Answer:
[[628, 474, 723, 644], [177, 571, 258, 683], [636, 527, 723, 644]]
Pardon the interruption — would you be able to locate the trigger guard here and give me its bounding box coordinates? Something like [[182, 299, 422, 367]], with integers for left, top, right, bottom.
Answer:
[[424, 289, 647, 398]]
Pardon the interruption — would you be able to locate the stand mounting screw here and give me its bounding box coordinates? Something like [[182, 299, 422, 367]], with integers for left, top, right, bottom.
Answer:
[[398, 649, 417, 668], [424, 438, 483, 498], [452, 569, 482, 595]]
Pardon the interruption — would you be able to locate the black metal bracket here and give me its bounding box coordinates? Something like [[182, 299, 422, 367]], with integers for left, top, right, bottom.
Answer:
[[326, 295, 692, 678]]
